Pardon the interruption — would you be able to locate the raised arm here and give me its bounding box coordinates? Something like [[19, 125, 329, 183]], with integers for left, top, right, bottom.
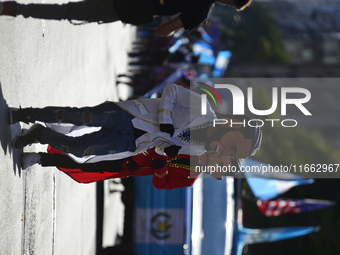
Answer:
[[158, 83, 179, 126], [158, 83, 193, 126]]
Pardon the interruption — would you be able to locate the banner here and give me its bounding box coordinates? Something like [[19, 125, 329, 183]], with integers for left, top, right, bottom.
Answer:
[[233, 226, 318, 255], [133, 176, 189, 255], [245, 177, 314, 200], [257, 198, 335, 217]]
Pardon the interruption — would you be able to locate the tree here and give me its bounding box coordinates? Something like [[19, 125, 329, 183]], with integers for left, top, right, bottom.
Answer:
[[212, 2, 290, 64], [251, 88, 338, 175]]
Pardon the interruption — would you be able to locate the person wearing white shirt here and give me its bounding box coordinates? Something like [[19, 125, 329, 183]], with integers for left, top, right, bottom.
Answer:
[[10, 83, 261, 163]]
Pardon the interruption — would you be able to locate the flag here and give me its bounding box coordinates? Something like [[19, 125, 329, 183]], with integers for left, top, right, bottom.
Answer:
[[193, 40, 216, 66], [245, 177, 314, 200], [233, 225, 318, 255], [133, 176, 188, 255], [212, 51, 232, 78], [242, 158, 314, 200], [238, 225, 317, 244], [257, 198, 335, 217]]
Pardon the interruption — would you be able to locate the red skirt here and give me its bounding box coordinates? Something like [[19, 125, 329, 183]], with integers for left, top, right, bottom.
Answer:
[[47, 146, 119, 183]]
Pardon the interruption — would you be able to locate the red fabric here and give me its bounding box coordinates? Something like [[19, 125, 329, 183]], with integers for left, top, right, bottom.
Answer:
[[47, 146, 121, 183], [47, 146, 200, 189]]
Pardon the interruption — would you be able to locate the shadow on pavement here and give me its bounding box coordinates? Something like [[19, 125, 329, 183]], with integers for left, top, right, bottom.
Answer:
[[96, 178, 134, 255], [96, 181, 104, 255], [0, 83, 22, 175]]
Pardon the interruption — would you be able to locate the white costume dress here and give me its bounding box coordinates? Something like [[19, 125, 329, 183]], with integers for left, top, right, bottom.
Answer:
[[48, 83, 216, 163]]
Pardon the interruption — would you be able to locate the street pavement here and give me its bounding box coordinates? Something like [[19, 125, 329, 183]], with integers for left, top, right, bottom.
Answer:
[[0, 13, 136, 255]]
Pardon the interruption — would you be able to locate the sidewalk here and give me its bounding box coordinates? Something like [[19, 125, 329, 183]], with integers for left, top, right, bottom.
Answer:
[[0, 16, 136, 255]]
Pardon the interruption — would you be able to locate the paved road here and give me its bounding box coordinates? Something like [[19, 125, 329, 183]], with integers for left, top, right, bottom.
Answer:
[[0, 13, 135, 255]]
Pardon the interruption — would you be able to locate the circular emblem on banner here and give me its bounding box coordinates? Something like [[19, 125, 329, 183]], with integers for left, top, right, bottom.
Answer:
[[150, 212, 172, 240]]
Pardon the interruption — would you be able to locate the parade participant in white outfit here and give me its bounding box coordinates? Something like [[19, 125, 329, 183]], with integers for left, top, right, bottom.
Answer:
[[10, 83, 262, 164]]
